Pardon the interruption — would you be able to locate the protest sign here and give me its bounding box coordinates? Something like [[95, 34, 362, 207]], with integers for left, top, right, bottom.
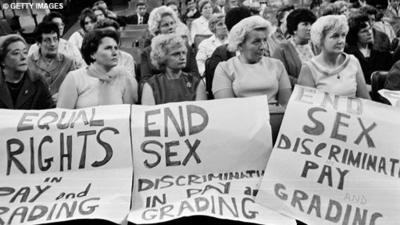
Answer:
[[256, 86, 400, 225], [128, 97, 295, 225], [378, 89, 400, 107], [0, 105, 133, 225]]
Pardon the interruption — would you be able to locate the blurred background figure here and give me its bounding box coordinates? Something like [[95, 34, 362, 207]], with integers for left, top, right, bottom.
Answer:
[[69, 8, 97, 50], [190, 0, 213, 42], [125, 0, 149, 24], [57, 29, 138, 109], [0, 34, 53, 109], [141, 34, 206, 105], [196, 13, 228, 75]]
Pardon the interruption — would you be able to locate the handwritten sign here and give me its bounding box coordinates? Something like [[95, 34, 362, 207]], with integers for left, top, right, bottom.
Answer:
[[256, 86, 400, 225], [0, 105, 132, 225], [128, 97, 295, 225]]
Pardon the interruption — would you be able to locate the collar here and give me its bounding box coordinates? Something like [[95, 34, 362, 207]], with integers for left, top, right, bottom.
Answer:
[[31, 49, 64, 62]]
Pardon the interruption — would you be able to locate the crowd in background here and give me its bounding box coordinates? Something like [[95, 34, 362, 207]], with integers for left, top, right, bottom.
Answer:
[[1, 0, 400, 111]]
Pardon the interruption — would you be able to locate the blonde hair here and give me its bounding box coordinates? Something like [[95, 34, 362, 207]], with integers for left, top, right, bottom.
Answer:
[[310, 15, 349, 48], [150, 33, 187, 70], [228, 15, 272, 52], [148, 6, 179, 36]]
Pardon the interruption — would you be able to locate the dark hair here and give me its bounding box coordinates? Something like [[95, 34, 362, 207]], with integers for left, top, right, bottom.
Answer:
[[225, 6, 252, 31], [346, 13, 370, 46], [276, 5, 294, 27], [81, 29, 119, 65], [136, 1, 146, 7], [93, 0, 106, 8], [94, 18, 120, 30], [286, 8, 316, 35], [0, 35, 27, 65], [79, 8, 97, 31], [359, 5, 378, 15], [42, 12, 64, 23], [35, 22, 60, 43]]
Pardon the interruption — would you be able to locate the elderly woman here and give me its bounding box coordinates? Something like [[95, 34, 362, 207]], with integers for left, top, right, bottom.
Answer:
[[190, 0, 214, 42], [57, 29, 138, 109], [212, 16, 292, 106], [141, 6, 198, 83], [345, 14, 392, 85], [298, 15, 370, 99], [141, 34, 206, 105], [0, 34, 53, 109], [196, 13, 228, 75], [69, 8, 97, 50], [272, 9, 317, 86]]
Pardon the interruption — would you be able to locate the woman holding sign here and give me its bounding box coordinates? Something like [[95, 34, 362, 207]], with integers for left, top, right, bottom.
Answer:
[[212, 16, 292, 106], [0, 34, 54, 109], [298, 15, 370, 99], [57, 29, 138, 109], [141, 33, 207, 105]]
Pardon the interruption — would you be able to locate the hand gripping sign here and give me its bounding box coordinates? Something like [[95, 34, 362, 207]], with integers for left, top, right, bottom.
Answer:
[[256, 86, 400, 225]]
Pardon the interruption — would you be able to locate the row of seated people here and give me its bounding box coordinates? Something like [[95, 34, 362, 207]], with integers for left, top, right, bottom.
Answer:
[[1, 3, 400, 111]]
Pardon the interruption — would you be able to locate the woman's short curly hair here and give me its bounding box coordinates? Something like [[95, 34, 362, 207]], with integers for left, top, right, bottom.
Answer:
[[286, 8, 317, 35], [81, 29, 119, 65], [346, 13, 370, 46], [0, 34, 26, 67], [209, 13, 225, 34], [228, 15, 272, 52], [148, 6, 179, 36], [150, 33, 186, 71], [310, 15, 348, 49]]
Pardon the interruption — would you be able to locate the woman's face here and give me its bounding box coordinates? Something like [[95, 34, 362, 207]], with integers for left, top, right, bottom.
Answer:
[[92, 37, 119, 68], [214, 20, 228, 38], [294, 21, 312, 42], [339, 6, 349, 18], [322, 28, 347, 54], [201, 3, 213, 19], [159, 15, 176, 35], [240, 29, 267, 64], [84, 16, 96, 32], [94, 9, 106, 21], [2, 41, 28, 73], [357, 22, 373, 45], [165, 44, 187, 70]]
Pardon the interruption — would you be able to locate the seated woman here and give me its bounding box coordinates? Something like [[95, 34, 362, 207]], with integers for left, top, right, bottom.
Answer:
[[0, 34, 54, 109], [298, 15, 370, 99], [190, 0, 213, 42], [57, 29, 138, 109], [196, 13, 228, 75], [141, 6, 198, 82], [141, 34, 206, 105], [272, 8, 317, 86], [69, 8, 97, 50], [212, 16, 292, 106], [345, 14, 393, 85]]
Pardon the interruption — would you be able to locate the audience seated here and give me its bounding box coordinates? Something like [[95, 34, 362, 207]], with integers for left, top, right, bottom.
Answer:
[[69, 8, 97, 51], [140, 6, 199, 83], [125, 1, 149, 25], [57, 29, 138, 109], [272, 8, 317, 87], [28, 22, 79, 101], [0, 34, 54, 109], [141, 34, 207, 105], [28, 12, 85, 68], [196, 13, 228, 75], [190, 0, 213, 42], [298, 15, 370, 99], [213, 16, 292, 106], [345, 14, 393, 84]]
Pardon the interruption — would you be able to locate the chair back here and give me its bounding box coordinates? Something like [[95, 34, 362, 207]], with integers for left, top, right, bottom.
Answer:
[[371, 71, 389, 103], [193, 34, 212, 52]]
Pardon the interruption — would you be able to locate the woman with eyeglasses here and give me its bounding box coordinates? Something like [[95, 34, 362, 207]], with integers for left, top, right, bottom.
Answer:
[[69, 8, 97, 51]]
